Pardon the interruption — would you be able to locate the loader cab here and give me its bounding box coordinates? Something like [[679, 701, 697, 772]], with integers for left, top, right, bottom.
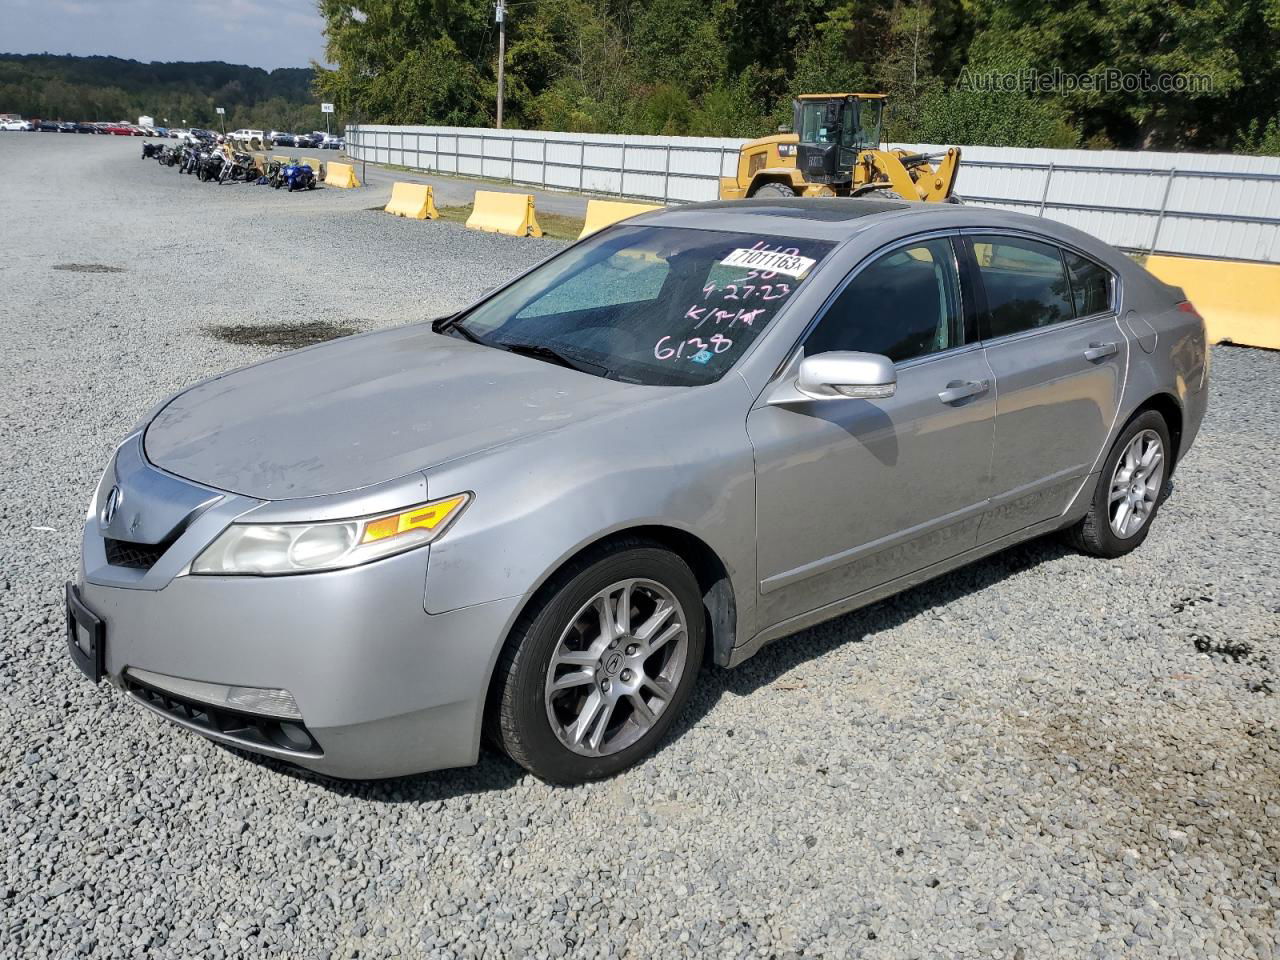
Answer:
[[793, 94, 885, 185]]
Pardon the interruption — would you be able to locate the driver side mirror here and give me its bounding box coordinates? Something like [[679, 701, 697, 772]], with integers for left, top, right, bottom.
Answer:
[[768, 351, 897, 405]]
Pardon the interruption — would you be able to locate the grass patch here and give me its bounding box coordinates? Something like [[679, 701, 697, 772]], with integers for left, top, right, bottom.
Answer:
[[206, 321, 360, 349], [53, 263, 126, 274], [434, 203, 583, 241]]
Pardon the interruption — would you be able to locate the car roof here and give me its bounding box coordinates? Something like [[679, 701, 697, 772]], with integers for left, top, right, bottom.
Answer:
[[639, 196, 1116, 255]]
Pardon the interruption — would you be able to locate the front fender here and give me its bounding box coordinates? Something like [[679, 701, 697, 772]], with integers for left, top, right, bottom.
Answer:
[[420, 379, 759, 640]]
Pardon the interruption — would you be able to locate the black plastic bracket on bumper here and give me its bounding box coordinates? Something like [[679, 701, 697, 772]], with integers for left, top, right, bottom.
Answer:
[[65, 582, 105, 683]]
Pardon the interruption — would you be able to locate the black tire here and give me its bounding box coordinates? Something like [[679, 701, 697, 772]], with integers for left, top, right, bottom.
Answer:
[[750, 181, 796, 198], [487, 539, 705, 784], [1065, 409, 1172, 558]]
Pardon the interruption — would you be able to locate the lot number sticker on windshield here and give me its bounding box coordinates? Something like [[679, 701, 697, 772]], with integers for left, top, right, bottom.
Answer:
[[720, 247, 817, 279]]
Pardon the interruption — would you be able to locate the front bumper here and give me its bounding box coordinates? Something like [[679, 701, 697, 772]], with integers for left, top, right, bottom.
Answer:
[[76, 551, 521, 779]]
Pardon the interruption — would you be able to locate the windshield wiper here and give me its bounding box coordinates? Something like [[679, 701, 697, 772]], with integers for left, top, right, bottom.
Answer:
[[497, 341, 608, 377], [432, 314, 486, 345]]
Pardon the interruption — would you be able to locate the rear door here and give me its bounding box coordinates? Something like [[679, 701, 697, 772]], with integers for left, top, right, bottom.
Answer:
[[964, 234, 1127, 541]]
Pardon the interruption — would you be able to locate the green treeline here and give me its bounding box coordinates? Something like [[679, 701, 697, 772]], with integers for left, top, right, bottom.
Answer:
[[6, 1, 1280, 153], [0, 54, 322, 131], [315, 0, 1280, 153]]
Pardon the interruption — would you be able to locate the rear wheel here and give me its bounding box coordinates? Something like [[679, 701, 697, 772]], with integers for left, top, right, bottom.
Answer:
[[489, 540, 705, 784], [750, 181, 796, 198], [1065, 410, 1171, 558]]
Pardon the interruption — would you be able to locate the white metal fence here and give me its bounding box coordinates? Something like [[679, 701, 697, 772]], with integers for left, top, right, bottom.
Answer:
[[346, 124, 1280, 264], [346, 125, 742, 204]]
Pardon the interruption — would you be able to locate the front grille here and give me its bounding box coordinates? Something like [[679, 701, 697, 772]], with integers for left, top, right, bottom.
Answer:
[[125, 676, 322, 757], [104, 537, 170, 570]]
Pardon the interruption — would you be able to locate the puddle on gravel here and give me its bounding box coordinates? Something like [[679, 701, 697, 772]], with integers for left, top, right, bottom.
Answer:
[[1009, 706, 1279, 895], [205, 321, 360, 349], [52, 263, 127, 273]]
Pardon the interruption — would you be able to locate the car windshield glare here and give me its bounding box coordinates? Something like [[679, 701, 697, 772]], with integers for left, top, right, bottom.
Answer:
[[453, 225, 836, 386]]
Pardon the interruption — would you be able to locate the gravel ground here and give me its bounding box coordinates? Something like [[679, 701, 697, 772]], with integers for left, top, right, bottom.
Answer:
[[1, 134, 1277, 960]]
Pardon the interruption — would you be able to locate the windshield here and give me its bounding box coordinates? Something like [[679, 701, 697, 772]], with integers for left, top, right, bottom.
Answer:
[[452, 225, 835, 386]]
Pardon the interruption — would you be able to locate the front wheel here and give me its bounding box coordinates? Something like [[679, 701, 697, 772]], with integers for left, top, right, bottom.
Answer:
[[488, 541, 705, 784], [1065, 410, 1171, 558]]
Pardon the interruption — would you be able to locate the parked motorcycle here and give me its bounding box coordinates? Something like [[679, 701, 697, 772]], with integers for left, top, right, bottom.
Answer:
[[179, 144, 203, 174], [218, 150, 257, 184], [196, 152, 224, 182], [261, 159, 285, 188], [141, 141, 164, 159], [275, 160, 317, 191]]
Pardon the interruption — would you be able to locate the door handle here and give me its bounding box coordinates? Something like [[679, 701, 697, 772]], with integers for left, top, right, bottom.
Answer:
[[937, 379, 990, 404], [1084, 341, 1118, 361]]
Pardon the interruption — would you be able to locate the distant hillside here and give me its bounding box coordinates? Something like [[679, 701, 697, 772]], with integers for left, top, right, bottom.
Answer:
[[0, 53, 324, 130]]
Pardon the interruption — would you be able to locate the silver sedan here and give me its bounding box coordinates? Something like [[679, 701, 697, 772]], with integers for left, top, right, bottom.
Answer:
[[68, 198, 1209, 783]]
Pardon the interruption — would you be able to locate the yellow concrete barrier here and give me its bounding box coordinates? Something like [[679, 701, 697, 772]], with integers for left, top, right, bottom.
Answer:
[[1145, 255, 1280, 350], [579, 199, 664, 239], [466, 190, 542, 237], [301, 156, 325, 179], [384, 182, 439, 220], [324, 161, 360, 189]]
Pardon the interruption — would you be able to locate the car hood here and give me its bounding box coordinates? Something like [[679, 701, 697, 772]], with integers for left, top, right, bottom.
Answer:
[[144, 324, 644, 500]]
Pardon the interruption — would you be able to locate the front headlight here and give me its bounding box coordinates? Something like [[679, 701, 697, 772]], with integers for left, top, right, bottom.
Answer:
[[191, 493, 471, 576]]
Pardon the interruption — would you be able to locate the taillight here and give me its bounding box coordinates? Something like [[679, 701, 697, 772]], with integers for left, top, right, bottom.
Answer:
[[1177, 300, 1203, 321]]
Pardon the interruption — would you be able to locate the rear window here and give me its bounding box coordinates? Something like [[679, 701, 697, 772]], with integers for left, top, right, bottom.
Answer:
[[1065, 251, 1114, 316]]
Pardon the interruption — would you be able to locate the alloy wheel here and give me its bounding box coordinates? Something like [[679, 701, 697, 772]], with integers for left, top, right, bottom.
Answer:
[[544, 578, 689, 757], [1109, 428, 1165, 538]]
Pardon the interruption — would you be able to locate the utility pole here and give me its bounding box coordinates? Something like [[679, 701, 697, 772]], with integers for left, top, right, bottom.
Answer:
[[495, 1, 505, 129]]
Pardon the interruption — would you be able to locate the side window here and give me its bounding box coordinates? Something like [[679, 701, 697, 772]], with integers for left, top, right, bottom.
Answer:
[[804, 238, 962, 363], [1064, 251, 1113, 317], [972, 235, 1073, 338]]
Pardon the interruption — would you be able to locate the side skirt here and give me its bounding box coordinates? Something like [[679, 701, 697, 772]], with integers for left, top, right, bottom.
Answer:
[[727, 510, 1079, 668]]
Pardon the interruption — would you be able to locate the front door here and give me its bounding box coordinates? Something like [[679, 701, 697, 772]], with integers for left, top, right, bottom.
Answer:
[[747, 236, 997, 628]]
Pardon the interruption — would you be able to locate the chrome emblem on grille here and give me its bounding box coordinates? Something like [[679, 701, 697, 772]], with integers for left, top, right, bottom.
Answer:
[[100, 485, 122, 526]]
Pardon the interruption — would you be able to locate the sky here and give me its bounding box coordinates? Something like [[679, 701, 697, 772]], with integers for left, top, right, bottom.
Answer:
[[1, 0, 328, 69]]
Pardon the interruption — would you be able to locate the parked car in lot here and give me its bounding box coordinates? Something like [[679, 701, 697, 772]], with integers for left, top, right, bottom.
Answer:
[[74, 122, 97, 133], [271, 132, 298, 147], [322, 134, 345, 150], [68, 198, 1208, 784], [0, 118, 33, 131], [103, 123, 140, 136], [34, 119, 61, 132]]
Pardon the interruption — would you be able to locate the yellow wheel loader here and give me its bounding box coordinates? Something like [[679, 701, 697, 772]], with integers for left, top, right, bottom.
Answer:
[[719, 93, 961, 203]]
